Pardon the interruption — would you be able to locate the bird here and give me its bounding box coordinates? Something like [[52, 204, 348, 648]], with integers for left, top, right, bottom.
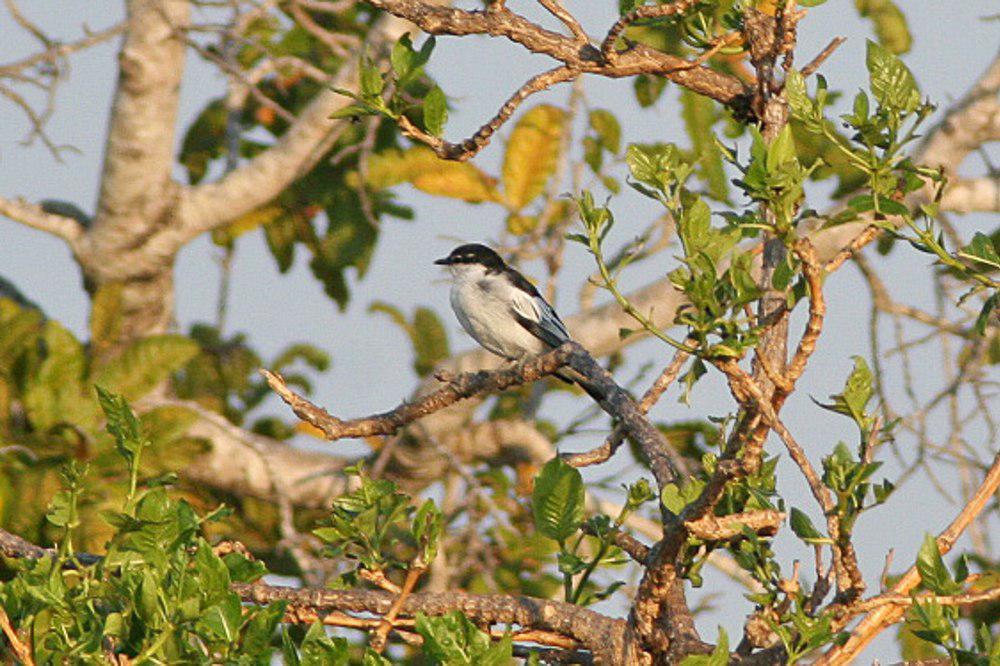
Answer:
[[434, 243, 606, 403]]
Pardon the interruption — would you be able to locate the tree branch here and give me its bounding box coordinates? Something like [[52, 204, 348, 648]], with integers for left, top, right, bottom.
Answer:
[[263, 341, 685, 489], [235, 582, 630, 662], [0, 195, 85, 245], [817, 449, 1000, 665], [177, 13, 414, 241]]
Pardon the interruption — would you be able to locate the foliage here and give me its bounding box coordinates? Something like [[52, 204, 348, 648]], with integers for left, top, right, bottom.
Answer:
[[0, 391, 284, 663]]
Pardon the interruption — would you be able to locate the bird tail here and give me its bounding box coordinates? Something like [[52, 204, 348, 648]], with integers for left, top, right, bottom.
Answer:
[[553, 367, 608, 405]]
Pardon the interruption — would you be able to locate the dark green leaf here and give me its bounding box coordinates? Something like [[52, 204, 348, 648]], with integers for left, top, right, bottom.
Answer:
[[789, 507, 833, 545]]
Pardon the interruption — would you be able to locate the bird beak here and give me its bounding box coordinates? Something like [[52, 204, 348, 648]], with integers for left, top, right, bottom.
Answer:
[[434, 256, 452, 266]]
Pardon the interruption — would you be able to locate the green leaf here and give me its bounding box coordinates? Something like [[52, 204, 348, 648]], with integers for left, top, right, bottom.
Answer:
[[415, 611, 513, 666], [300, 622, 349, 666], [413, 499, 443, 567], [411, 307, 450, 377], [785, 69, 814, 121], [916, 533, 959, 595], [680, 628, 729, 665], [855, 0, 911, 54], [362, 649, 394, 666], [589, 109, 621, 154], [242, 602, 287, 657], [865, 40, 920, 113], [532, 457, 584, 542], [424, 86, 448, 137], [502, 105, 566, 210], [95, 335, 199, 401], [958, 232, 1000, 271], [96, 386, 147, 465], [197, 594, 243, 642], [975, 292, 998, 336], [789, 507, 833, 545]]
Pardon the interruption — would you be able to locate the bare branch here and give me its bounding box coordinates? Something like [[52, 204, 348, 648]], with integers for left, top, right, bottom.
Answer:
[[799, 36, 846, 78], [0, 195, 85, 245], [562, 342, 692, 469], [397, 66, 580, 161], [264, 341, 685, 489], [0, 21, 124, 77], [362, 0, 747, 105], [683, 510, 784, 542], [537, 0, 588, 43]]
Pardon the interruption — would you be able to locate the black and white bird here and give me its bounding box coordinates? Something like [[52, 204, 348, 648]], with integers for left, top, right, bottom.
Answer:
[[435, 243, 605, 402]]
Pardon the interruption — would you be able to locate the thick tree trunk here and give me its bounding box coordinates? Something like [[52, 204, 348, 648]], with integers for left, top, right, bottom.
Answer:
[[74, 0, 189, 345]]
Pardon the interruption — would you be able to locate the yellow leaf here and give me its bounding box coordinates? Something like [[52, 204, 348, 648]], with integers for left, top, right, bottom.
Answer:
[[295, 421, 327, 439], [506, 213, 538, 235], [211, 204, 284, 246], [502, 104, 567, 210], [365, 147, 499, 203]]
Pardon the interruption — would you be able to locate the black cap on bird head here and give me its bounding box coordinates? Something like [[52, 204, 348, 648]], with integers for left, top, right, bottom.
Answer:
[[434, 243, 505, 270]]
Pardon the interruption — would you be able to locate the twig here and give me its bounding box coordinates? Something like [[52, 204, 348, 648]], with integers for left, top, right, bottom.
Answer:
[[819, 449, 1000, 664], [852, 585, 1000, 612], [396, 66, 579, 161], [537, 0, 588, 43], [799, 36, 846, 78], [580, 521, 650, 564], [785, 238, 825, 385], [0, 605, 33, 666], [371, 565, 424, 653], [600, 0, 701, 61]]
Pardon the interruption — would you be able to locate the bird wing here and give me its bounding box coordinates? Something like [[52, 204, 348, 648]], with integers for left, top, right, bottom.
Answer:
[[508, 287, 571, 349]]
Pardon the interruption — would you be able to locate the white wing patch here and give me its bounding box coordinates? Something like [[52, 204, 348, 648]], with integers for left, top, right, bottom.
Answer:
[[508, 288, 571, 348]]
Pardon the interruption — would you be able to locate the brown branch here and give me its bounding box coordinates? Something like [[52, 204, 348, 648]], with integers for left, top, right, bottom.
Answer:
[[799, 36, 846, 78], [234, 581, 629, 661], [852, 585, 1000, 613], [371, 565, 424, 653], [537, 0, 587, 43], [822, 223, 880, 273], [600, 0, 701, 61], [264, 341, 684, 490], [361, 0, 747, 114], [396, 65, 580, 161], [0, 605, 33, 666], [785, 238, 825, 385], [261, 344, 577, 440], [818, 449, 1000, 665], [562, 342, 692, 470], [683, 510, 784, 542], [580, 521, 650, 564]]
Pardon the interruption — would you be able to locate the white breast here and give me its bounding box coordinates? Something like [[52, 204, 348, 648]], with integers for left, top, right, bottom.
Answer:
[[449, 266, 547, 360]]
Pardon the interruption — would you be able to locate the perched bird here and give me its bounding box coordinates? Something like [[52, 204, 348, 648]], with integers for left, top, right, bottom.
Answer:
[[434, 243, 605, 402]]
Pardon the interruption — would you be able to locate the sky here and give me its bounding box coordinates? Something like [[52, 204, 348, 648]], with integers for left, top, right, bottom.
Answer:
[[1, 1, 998, 661]]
